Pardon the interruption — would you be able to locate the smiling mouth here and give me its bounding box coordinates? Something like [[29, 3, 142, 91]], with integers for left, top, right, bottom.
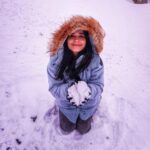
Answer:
[[72, 44, 82, 46]]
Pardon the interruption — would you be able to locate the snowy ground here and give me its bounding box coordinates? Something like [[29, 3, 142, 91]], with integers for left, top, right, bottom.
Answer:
[[0, 0, 150, 149]]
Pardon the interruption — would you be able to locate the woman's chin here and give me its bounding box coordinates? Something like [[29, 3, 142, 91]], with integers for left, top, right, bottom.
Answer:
[[72, 48, 82, 53]]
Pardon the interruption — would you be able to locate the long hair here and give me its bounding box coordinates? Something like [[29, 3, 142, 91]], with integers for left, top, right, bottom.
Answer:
[[56, 31, 93, 81]]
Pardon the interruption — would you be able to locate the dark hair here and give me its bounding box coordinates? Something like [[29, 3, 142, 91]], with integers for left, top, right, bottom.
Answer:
[[56, 31, 93, 81]]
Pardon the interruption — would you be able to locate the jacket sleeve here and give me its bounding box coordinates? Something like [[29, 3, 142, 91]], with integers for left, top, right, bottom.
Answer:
[[47, 56, 69, 100], [87, 55, 104, 99]]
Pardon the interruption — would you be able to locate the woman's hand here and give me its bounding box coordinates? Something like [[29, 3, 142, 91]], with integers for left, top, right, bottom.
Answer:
[[67, 83, 80, 106], [76, 81, 91, 105], [67, 81, 91, 106]]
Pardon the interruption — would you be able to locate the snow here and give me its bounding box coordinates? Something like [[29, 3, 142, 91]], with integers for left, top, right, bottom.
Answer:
[[0, 0, 150, 149]]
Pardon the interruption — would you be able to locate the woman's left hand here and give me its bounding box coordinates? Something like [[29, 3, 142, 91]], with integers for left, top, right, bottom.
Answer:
[[76, 81, 91, 105]]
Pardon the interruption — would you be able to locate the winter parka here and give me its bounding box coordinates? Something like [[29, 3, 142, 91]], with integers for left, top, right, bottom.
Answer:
[[47, 16, 105, 123]]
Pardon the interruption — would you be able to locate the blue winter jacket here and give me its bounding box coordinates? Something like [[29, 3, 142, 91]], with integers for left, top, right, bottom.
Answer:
[[47, 47, 104, 123]]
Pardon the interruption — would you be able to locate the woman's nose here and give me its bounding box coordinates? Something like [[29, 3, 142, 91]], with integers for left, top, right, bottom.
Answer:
[[74, 37, 80, 41]]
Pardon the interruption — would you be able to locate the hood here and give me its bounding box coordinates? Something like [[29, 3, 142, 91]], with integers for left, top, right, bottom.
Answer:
[[49, 15, 105, 56]]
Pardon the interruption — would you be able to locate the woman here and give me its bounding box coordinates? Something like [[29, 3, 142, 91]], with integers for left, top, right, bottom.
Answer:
[[47, 16, 105, 134]]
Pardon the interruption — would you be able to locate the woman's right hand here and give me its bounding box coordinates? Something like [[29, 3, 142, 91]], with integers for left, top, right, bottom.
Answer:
[[67, 83, 80, 106]]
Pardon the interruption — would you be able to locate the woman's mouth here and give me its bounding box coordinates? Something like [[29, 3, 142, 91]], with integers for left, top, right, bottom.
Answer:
[[72, 44, 82, 47]]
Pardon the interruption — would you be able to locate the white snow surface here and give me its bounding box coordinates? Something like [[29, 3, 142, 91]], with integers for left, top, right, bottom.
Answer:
[[0, 0, 150, 149]]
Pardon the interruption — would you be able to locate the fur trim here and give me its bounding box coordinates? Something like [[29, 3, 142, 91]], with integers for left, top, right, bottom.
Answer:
[[49, 15, 105, 55]]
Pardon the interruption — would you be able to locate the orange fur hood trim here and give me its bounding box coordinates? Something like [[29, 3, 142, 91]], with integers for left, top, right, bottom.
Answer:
[[49, 16, 105, 55]]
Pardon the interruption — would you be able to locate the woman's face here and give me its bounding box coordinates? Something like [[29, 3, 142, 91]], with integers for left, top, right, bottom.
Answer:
[[67, 30, 86, 56]]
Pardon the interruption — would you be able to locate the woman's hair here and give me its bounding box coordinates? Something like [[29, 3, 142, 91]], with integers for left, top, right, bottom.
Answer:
[[56, 31, 93, 81]]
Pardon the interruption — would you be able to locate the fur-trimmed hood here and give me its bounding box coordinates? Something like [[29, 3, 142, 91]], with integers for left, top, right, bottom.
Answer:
[[49, 15, 105, 55]]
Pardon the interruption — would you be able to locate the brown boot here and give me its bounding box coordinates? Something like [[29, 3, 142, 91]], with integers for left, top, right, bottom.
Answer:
[[76, 116, 93, 134], [59, 110, 76, 133]]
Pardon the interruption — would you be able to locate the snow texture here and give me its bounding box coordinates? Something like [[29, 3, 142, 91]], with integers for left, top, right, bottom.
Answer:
[[67, 81, 91, 106], [0, 0, 150, 149]]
